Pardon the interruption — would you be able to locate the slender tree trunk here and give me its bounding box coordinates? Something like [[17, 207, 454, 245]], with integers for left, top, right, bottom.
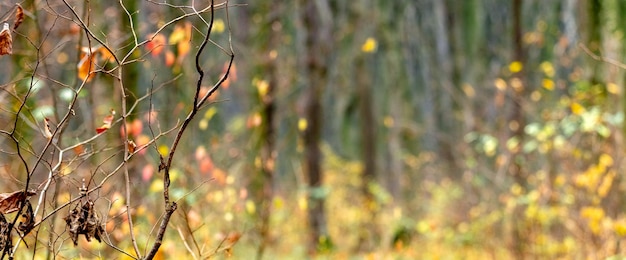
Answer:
[[355, 55, 378, 251], [509, 0, 528, 258], [255, 5, 281, 259], [302, 0, 332, 253]]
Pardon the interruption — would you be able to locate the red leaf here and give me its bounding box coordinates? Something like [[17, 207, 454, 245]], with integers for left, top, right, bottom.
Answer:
[[146, 33, 166, 57], [96, 110, 115, 134]]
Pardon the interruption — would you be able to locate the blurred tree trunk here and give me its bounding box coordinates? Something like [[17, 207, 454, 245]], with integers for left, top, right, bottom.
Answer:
[[432, 0, 460, 176], [254, 4, 281, 259], [509, 0, 528, 258], [301, 0, 332, 253], [355, 54, 378, 251], [587, 0, 602, 84]]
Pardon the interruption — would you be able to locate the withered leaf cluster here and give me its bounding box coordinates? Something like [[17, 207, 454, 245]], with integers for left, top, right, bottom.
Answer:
[[0, 4, 24, 56], [17, 201, 34, 236], [0, 190, 37, 255], [0, 214, 11, 255], [64, 199, 104, 246]]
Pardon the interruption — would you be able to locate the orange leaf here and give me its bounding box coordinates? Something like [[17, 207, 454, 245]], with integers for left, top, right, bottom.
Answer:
[[199, 157, 214, 174], [146, 33, 166, 57], [171, 22, 192, 62], [77, 50, 96, 82], [0, 23, 13, 55], [0, 190, 36, 214], [96, 109, 115, 134], [177, 41, 191, 62], [14, 4, 23, 30], [165, 50, 175, 67], [43, 118, 53, 139], [168, 22, 189, 44], [97, 46, 115, 63], [73, 144, 85, 155]]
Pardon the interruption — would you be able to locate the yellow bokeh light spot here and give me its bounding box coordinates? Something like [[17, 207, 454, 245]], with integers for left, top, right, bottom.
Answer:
[[542, 78, 554, 90], [361, 37, 377, 53], [383, 116, 394, 128], [540, 61, 555, 77], [298, 118, 308, 132], [213, 19, 225, 33], [607, 82, 620, 95], [158, 145, 169, 156], [509, 61, 523, 73], [494, 78, 507, 91], [570, 102, 585, 115]]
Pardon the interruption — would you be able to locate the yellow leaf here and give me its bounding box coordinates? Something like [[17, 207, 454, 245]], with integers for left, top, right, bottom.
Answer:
[[169, 24, 186, 44], [614, 220, 626, 236], [158, 145, 169, 156], [171, 22, 192, 60], [298, 118, 308, 132], [570, 102, 585, 115], [245, 200, 256, 214], [599, 153, 613, 167], [542, 78, 554, 90], [150, 179, 163, 193], [298, 195, 307, 210], [598, 170, 615, 198], [204, 106, 217, 120], [509, 61, 523, 73], [213, 18, 225, 33], [539, 61, 555, 77], [580, 206, 604, 221], [607, 82, 620, 95], [199, 119, 208, 130], [256, 79, 269, 97], [361, 37, 377, 53]]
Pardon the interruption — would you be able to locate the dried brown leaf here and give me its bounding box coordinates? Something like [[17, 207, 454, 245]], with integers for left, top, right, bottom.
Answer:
[[13, 5, 23, 30], [0, 190, 36, 214], [0, 23, 12, 56], [17, 200, 34, 235], [43, 118, 53, 139]]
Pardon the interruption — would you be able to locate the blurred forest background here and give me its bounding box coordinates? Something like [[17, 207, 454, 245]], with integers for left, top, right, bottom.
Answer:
[[2, 0, 626, 259]]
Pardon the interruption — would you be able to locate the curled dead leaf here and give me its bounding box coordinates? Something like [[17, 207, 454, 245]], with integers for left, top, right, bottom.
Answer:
[[96, 109, 116, 134], [127, 140, 137, 153], [0, 190, 36, 214], [0, 23, 12, 56], [17, 200, 34, 236], [43, 118, 53, 139], [14, 5, 24, 30]]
